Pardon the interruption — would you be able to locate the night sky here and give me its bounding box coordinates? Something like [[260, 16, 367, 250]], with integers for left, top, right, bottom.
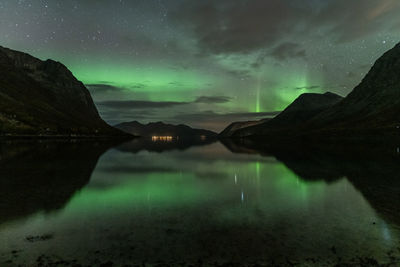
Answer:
[[1, 0, 399, 131]]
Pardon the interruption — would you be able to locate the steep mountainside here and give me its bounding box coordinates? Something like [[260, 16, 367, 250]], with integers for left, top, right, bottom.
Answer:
[[230, 92, 343, 137], [226, 43, 400, 140], [267, 92, 343, 127], [219, 119, 270, 137], [0, 46, 124, 136], [115, 121, 217, 138], [310, 43, 400, 129]]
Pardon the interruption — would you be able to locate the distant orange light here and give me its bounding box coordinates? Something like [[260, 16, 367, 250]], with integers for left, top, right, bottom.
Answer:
[[151, 136, 173, 142]]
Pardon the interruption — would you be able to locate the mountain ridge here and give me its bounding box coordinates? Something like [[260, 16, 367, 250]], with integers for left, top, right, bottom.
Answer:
[[115, 120, 217, 138], [0, 46, 127, 137], [225, 91, 343, 138], [222, 42, 400, 140]]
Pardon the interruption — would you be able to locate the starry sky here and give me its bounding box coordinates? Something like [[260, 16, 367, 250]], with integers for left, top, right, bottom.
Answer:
[[1, 0, 400, 131]]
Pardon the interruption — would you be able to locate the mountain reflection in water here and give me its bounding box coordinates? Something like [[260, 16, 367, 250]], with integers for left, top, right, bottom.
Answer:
[[0, 139, 399, 266]]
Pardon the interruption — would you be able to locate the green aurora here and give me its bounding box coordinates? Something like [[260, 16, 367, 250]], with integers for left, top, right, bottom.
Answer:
[[1, 0, 400, 131]]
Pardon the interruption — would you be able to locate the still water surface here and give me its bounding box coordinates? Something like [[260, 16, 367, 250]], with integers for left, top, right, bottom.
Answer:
[[0, 140, 399, 266]]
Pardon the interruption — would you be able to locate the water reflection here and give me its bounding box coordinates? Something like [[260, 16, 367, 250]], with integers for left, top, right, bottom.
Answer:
[[0, 140, 120, 225], [151, 136, 173, 142], [222, 138, 400, 226], [118, 136, 217, 153], [0, 139, 399, 265]]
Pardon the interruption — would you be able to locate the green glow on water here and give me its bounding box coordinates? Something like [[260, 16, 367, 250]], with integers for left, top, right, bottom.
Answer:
[[0, 142, 399, 265], [64, 151, 327, 219], [65, 172, 206, 214], [256, 161, 261, 182]]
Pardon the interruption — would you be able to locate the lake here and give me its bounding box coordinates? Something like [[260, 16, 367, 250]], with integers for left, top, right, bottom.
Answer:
[[0, 139, 399, 266]]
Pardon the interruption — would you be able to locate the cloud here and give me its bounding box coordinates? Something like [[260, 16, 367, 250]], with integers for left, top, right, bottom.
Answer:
[[86, 82, 149, 95], [98, 100, 190, 110], [97, 95, 232, 110], [171, 110, 281, 132], [346, 71, 357, 78], [358, 64, 373, 70], [129, 83, 147, 89], [313, 0, 400, 43], [226, 69, 252, 80], [173, 0, 302, 55], [86, 83, 125, 93], [98, 94, 233, 110], [251, 42, 306, 68], [173, 110, 280, 123], [173, 0, 400, 55], [269, 42, 307, 61], [168, 81, 185, 87], [98, 109, 156, 127], [294, 85, 320, 90], [194, 96, 232, 104], [99, 109, 154, 119], [100, 165, 177, 174]]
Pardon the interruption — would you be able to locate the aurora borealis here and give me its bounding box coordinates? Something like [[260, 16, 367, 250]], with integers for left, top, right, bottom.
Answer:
[[1, 0, 400, 131]]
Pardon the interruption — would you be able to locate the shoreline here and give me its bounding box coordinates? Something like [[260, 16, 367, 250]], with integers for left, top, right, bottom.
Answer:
[[0, 134, 137, 141]]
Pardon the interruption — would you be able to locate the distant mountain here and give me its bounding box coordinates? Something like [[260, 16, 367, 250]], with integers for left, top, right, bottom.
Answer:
[[224, 92, 343, 138], [219, 118, 270, 138], [116, 137, 217, 154], [0, 46, 125, 137], [224, 43, 400, 140], [267, 92, 343, 127], [115, 121, 217, 138]]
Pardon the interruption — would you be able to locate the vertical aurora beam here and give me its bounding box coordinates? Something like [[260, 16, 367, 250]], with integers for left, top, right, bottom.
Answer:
[[256, 161, 261, 184], [255, 73, 262, 113]]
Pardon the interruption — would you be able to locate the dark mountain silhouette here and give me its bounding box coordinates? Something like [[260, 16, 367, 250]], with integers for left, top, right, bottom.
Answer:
[[223, 92, 343, 138], [267, 92, 343, 127], [223, 43, 400, 140], [219, 118, 270, 138], [221, 138, 400, 226], [0, 140, 121, 224], [0, 46, 125, 137], [115, 121, 217, 138], [309, 43, 400, 132]]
